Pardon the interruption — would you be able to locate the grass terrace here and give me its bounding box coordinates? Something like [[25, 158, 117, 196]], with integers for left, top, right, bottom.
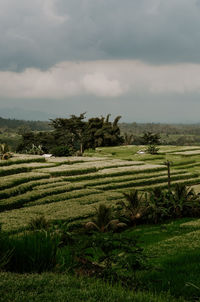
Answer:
[[1, 146, 200, 301]]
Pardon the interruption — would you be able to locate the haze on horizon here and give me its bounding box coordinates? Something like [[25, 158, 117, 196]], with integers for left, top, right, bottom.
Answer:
[[1, 0, 200, 123]]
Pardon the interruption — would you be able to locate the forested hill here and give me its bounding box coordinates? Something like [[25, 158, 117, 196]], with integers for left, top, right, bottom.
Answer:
[[0, 117, 51, 131], [2, 116, 200, 136], [120, 122, 200, 135]]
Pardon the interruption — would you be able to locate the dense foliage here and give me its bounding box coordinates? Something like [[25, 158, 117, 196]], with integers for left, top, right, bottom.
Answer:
[[118, 185, 200, 226], [17, 114, 123, 155], [0, 117, 51, 131]]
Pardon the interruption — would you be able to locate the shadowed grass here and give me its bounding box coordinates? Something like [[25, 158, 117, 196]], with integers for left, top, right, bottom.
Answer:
[[0, 272, 185, 302]]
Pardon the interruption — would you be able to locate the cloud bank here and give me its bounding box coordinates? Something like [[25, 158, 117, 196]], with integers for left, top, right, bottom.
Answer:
[[1, 60, 200, 99]]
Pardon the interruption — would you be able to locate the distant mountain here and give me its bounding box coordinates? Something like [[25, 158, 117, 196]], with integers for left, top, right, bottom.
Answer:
[[0, 107, 57, 121]]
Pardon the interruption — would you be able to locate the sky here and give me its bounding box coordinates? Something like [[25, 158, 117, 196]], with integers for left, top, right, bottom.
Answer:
[[1, 0, 200, 122]]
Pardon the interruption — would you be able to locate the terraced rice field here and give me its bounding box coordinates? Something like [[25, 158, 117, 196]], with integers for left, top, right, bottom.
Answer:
[[2, 145, 200, 233]]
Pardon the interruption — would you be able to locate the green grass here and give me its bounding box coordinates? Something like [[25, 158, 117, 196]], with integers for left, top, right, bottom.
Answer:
[[0, 272, 184, 302], [94, 173, 198, 191], [0, 183, 91, 212], [0, 166, 32, 177], [0, 173, 50, 191], [0, 157, 46, 166], [118, 218, 200, 301], [1, 218, 200, 301]]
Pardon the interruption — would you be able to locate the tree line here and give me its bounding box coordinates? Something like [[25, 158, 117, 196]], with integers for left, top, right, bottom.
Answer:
[[17, 114, 124, 155]]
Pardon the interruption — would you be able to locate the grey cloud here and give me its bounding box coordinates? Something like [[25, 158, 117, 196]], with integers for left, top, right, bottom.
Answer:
[[1, 0, 200, 71], [1, 60, 200, 99]]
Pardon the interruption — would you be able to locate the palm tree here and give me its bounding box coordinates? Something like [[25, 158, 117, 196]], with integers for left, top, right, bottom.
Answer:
[[124, 133, 134, 145], [170, 183, 198, 217], [118, 190, 146, 225], [0, 143, 11, 160], [85, 204, 126, 232]]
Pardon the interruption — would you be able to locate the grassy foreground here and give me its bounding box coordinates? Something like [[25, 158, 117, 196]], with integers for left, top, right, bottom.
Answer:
[[1, 218, 200, 301], [0, 272, 183, 302]]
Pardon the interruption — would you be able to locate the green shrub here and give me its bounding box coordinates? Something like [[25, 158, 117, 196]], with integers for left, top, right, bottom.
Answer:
[[0, 225, 13, 270], [145, 145, 159, 155], [145, 184, 200, 223], [5, 231, 59, 273], [28, 215, 50, 230], [25, 144, 44, 155], [50, 146, 72, 157], [73, 231, 144, 282]]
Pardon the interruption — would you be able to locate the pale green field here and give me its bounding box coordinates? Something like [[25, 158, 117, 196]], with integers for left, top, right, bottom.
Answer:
[[1, 145, 200, 233]]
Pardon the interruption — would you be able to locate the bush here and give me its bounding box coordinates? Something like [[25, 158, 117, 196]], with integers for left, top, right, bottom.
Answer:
[[73, 231, 144, 282], [25, 144, 44, 155], [145, 184, 200, 223], [145, 145, 159, 155], [0, 225, 13, 270], [3, 231, 59, 273], [50, 145, 72, 157], [28, 215, 50, 230]]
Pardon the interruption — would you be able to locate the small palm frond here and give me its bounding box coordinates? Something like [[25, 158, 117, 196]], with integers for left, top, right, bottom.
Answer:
[[85, 204, 126, 232]]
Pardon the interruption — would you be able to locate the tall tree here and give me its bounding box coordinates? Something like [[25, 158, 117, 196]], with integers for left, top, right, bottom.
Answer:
[[50, 113, 86, 154]]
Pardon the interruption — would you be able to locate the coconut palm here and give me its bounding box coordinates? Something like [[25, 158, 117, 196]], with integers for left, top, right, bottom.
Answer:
[[118, 190, 146, 225], [85, 204, 126, 232], [147, 187, 170, 223], [169, 184, 199, 217]]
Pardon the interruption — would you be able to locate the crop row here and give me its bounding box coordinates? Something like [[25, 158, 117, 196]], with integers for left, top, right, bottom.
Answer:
[[0, 168, 188, 202], [163, 147, 200, 154], [94, 173, 198, 191], [0, 177, 68, 199], [172, 160, 196, 167], [174, 162, 200, 170], [64, 167, 167, 182], [0, 173, 50, 191], [38, 160, 145, 174], [0, 157, 46, 167], [0, 197, 105, 233], [137, 177, 200, 192], [24, 189, 117, 207], [81, 170, 188, 188], [0, 183, 88, 212], [1, 172, 195, 212], [0, 167, 32, 177], [0, 162, 56, 177]]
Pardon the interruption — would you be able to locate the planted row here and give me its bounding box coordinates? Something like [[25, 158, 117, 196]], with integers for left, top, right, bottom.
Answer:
[[65, 167, 167, 182], [0, 183, 87, 212], [0, 178, 66, 199], [82, 170, 188, 189], [0, 157, 46, 167], [25, 188, 103, 207], [0, 173, 50, 191], [94, 173, 198, 191], [0, 167, 32, 177]]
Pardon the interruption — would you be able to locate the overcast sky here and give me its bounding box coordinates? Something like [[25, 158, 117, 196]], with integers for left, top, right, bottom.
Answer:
[[1, 0, 200, 122]]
